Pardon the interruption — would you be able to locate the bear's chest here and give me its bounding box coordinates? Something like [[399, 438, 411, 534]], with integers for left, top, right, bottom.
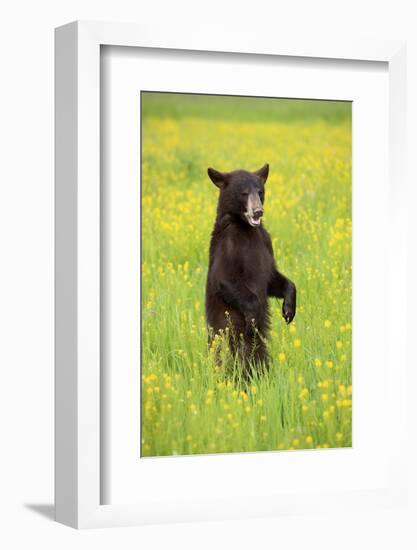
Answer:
[[234, 231, 274, 288]]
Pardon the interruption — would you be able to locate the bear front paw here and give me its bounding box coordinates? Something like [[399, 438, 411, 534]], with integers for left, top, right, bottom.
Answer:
[[282, 302, 296, 324]]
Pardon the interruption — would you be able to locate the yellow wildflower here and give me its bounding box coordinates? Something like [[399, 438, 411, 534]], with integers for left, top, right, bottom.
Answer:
[[299, 388, 309, 400], [240, 391, 249, 401]]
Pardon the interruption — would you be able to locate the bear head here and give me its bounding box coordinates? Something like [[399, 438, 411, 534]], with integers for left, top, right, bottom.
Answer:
[[207, 164, 269, 227]]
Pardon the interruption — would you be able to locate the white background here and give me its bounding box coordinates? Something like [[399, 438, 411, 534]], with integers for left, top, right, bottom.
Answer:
[[0, 1, 416, 549]]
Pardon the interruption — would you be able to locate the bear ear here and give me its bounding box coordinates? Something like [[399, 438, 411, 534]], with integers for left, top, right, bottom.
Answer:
[[208, 167, 227, 188], [254, 163, 269, 184]]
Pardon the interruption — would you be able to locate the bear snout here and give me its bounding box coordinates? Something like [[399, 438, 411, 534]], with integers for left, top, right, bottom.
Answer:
[[253, 208, 263, 220]]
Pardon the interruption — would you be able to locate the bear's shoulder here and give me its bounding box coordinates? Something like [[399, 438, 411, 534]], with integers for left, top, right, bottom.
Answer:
[[259, 225, 273, 249]]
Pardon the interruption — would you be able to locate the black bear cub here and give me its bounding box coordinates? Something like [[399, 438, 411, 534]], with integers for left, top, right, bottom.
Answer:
[[205, 164, 296, 372]]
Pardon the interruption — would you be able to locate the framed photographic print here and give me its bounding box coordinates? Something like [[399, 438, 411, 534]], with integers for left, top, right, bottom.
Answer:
[[55, 21, 407, 528]]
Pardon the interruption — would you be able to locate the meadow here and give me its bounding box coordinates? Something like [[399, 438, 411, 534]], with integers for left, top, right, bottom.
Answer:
[[141, 92, 352, 456]]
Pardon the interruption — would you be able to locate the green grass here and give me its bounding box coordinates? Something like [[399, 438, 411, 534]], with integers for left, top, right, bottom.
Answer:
[[141, 92, 351, 124], [141, 92, 352, 456]]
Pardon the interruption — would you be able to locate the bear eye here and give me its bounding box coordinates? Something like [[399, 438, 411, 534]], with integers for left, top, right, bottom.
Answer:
[[241, 191, 249, 197]]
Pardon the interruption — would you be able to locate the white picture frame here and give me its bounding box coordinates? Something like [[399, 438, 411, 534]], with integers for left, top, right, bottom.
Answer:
[[55, 21, 407, 529]]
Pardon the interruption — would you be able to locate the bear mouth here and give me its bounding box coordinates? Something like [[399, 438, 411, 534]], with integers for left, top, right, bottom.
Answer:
[[245, 213, 262, 227]]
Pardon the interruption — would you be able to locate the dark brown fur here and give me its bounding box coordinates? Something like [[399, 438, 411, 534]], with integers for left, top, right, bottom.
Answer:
[[205, 164, 296, 372]]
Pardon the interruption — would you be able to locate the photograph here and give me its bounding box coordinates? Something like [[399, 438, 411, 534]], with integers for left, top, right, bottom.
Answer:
[[141, 91, 352, 457]]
